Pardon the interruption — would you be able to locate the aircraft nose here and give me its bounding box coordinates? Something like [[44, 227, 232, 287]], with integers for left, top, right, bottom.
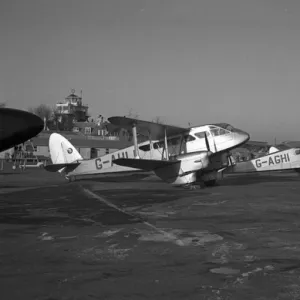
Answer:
[[0, 108, 44, 151], [233, 128, 250, 144]]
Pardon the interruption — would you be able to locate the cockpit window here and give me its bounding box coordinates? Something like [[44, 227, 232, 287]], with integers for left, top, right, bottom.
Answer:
[[194, 131, 210, 139], [211, 123, 234, 132], [209, 126, 230, 136]]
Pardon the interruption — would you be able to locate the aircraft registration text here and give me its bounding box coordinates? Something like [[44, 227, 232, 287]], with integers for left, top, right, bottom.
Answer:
[[95, 151, 129, 169], [255, 153, 290, 168]]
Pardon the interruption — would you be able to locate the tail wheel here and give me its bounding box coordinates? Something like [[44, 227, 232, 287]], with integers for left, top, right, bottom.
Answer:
[[66, 175, 76, 182]]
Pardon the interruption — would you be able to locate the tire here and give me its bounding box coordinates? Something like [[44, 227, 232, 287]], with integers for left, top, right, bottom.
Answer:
[[203, 179, 217, 187]]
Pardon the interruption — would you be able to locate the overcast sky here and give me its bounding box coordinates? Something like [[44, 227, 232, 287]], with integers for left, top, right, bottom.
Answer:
[[1, 0, 300, 142]]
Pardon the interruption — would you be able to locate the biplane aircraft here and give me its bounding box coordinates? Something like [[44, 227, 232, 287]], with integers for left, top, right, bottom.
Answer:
[[45, 116, 250, 187], [45, 116, 300, 187]]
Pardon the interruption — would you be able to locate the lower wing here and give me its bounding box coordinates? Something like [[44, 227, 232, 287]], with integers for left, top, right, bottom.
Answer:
[[113, 158, 180, 171]]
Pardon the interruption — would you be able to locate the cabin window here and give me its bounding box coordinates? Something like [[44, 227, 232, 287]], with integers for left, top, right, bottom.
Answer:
[[106, 148, 109, 154], [183, 135, 195, 142], [139, 144, 150, 151], [139, 137, 182, 152], [168, 137, 181, 146], [194, 131, 210, 139]]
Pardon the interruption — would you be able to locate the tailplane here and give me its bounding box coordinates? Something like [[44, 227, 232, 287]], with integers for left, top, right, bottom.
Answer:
[[44, 162, 80, 172]]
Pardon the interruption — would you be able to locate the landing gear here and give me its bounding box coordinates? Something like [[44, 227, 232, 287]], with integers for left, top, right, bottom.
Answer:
[[203, 179, 217, 187], [200, 171, 219, 187], [182, 184, 201, 190]]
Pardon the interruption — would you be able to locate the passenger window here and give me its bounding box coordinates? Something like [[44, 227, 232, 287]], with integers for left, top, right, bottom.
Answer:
[[194, 131, 210, 139], [184, 135, 195, 142], [139, 144, 150, 151]]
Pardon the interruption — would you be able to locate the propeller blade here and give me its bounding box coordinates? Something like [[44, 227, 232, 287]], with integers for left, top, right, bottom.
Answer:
[[204, 132, 210, 152]]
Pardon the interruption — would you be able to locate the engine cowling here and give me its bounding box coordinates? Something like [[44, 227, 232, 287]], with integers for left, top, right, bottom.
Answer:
[[154, 151, 212, 186]]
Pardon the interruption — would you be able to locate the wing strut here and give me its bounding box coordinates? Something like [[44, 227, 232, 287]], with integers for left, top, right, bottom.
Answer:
[[148, 130, 153, 159], [164, 128, 169, 160], [132, 122, 139, 158]]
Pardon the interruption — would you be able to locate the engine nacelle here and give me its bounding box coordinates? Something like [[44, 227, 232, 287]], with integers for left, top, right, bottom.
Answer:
[[154, 151, 211, 186]]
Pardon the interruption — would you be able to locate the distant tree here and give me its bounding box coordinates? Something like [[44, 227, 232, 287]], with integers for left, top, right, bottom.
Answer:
[[28, 104, 53, 122], [0, 102, 6, 108], [126, 108, 139, 119], [152, 116, 165, 124]]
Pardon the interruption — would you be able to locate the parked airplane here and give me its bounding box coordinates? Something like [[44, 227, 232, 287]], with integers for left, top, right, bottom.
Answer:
[[0, 107, 44, 152], [225, 147, 300, 174], [268, 144, 300, 174], [45, 116, 250, 187]]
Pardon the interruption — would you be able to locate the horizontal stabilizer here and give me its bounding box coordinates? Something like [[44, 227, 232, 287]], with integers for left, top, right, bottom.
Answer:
[[44, 162, 80, 172], [113, 158, 180, 171]]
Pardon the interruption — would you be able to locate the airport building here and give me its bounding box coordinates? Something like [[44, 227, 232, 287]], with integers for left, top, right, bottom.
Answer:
[[55, 90, 89, 123], [27, 131, 132, 160], [21, 90, 133, 160]]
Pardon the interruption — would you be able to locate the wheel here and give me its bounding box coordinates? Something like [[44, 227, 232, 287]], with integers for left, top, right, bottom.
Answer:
[[203, 179, 217, 187]]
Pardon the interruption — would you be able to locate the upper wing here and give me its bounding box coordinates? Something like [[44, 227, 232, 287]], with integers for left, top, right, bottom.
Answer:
[[113, 158, 180, 171], [108, 116, 188, 140]]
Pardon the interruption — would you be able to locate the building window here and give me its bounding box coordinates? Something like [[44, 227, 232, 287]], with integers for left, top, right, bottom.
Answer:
[[85, 127, 91, 134]]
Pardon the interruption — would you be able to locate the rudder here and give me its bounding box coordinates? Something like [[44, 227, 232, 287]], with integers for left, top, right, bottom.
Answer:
[[49, 133, 83, 165]]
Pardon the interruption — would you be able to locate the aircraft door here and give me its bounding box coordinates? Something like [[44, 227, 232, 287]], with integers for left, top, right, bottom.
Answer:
[[184, 133, 208, 153]]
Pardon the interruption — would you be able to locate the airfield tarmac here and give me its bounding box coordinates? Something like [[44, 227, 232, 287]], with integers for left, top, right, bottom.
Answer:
[[1, 169, 300, 300]]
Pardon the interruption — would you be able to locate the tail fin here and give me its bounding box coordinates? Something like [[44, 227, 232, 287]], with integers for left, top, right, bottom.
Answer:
[[49, 133, 83, 165], [268, 146, 279, 154]]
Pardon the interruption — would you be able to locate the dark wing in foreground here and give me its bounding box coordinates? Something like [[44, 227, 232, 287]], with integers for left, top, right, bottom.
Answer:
[[108, 116, 188, 140]]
